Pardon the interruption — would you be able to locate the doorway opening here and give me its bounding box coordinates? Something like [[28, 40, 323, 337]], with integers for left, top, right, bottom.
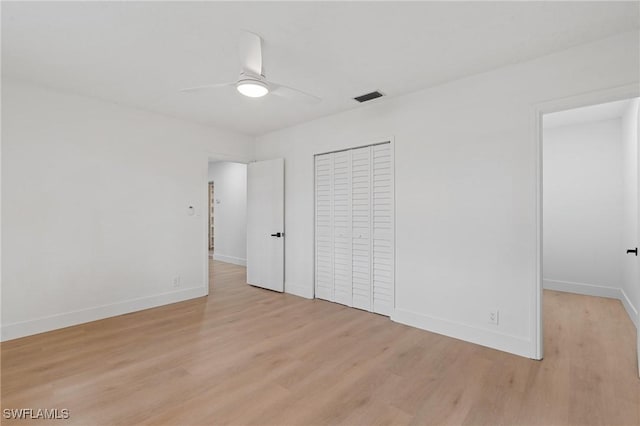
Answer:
[[208, 157, 247, 295], [205, 156, 285, 295], [207, 160, 248, 291], [540, 97, 639, 373]]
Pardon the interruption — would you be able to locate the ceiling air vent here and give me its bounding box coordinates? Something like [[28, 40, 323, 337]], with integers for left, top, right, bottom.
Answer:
[[354, 91, 384, 103]]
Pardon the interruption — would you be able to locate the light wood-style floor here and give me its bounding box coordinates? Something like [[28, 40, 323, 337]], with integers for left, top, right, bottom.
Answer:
[[2, 261, 639, 425]]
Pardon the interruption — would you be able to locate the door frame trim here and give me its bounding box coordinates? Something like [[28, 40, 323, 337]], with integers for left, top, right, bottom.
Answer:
[[531, 82, 639, 360]]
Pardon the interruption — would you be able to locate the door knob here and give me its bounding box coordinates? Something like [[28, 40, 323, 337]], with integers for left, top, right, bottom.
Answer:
[[627, 248, 638, 256], [270, 232, 282, 238]]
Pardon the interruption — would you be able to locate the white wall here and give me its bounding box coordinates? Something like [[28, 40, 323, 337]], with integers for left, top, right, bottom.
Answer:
[[1, 80, 254, 340], [622, 99, 640, 324], [207, 162, 247, 266], [255, 31, 639, 358], [542, 119, 626, 300]]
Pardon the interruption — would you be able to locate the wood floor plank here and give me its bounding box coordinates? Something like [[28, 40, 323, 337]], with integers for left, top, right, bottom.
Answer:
[[1, 261, 638, 425]]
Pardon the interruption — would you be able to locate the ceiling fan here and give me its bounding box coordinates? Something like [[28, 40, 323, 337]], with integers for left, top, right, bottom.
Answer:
[[181, 31, 321, 103]]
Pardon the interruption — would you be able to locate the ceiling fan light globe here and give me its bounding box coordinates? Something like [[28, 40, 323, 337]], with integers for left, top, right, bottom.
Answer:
[[236, 80, 269, 98]]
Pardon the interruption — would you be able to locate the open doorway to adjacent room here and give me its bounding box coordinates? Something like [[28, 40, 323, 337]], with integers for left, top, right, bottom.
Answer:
[[205, 157, 285, 295], [540, 97, 639, 374], [207, 160, 248, 266]]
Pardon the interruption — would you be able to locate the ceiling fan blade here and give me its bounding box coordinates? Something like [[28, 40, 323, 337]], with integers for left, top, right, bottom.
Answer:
[[238, 31, 263, 76], [180, 82, 235, 93], [270, 82, 321, 104]]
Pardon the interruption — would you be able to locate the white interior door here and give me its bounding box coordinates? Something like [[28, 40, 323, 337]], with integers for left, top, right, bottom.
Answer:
[[351, 146, 372, 311], [247, 158, 284, 292], [314, 142, 394, 316], [315, 154, 334, 301], [333, 150, 353, 306], [636, 102, 640, 378], [372, 143, 395, 316]]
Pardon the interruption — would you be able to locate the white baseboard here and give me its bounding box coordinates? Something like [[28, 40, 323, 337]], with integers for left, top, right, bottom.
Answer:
[[620, 289, 639, 329], [285, 282, 314, 299], [1, 286, 208, 342], [543, 279, 620, 299], [213, 253, 246, 266], [544, 279, 638, 328], [391, 309, 532, 359]]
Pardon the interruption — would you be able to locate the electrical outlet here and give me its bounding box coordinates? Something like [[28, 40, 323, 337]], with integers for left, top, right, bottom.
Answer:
[[489, 310, 499, 325], [172, 276, 181, 288]]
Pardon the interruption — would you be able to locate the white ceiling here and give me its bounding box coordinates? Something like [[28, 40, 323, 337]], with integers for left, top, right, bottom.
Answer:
[[3, 2, 639, 136], [544, 98, 637, 129]]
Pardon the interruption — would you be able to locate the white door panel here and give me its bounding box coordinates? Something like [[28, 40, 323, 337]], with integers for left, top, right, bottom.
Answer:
[[333, 151, 353, 307], [372, 143, 394, 316], [636, 101, 640, 378], [315, 153, 334, 301], [247, 158, 284, 292], [351, 146, 372, 311]]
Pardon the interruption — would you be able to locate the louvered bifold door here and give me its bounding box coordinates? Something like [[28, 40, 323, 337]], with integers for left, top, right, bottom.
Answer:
[[372, 143, 394, 315], [351, 146, 372, 311], [315, 153, 334, 301], [332, 150, 353, 307]]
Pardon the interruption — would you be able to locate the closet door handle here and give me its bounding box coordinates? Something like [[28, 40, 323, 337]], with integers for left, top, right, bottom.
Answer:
[[270, 232, 282, 238], [627, 248, 638, 256]]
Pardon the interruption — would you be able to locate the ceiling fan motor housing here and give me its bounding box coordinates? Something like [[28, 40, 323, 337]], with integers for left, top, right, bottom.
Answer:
[[236, 74, 270, 97]]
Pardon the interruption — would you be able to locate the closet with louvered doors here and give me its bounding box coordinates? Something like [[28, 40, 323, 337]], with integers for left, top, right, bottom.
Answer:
[[314, 142, 394, 316]]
